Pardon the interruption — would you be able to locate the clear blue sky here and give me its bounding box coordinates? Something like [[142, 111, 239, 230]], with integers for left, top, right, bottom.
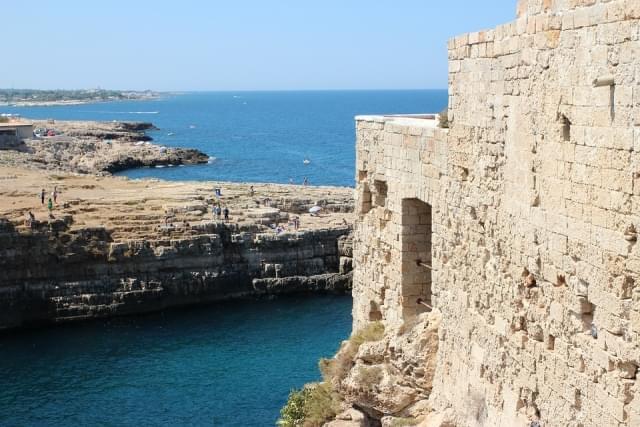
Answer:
[[2, 1, 516, 91]]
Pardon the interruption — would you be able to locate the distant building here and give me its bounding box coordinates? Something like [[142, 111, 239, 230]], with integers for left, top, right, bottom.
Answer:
[[0, 122, 34, 140]]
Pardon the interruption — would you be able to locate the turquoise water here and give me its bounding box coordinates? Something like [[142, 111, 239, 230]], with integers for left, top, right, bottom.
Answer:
[[0, 296, 352, 426], [2, 90, 447, 186], [0, 91, 444, 425]]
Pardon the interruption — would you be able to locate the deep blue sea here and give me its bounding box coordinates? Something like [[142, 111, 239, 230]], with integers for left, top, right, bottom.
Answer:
[[2, 90, 447, 186], [0, 91, 445, 426], [0, 296, 352, 426]]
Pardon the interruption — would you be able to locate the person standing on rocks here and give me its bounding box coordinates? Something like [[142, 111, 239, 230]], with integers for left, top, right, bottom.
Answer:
[[47, 198, 53, 216], [25, 211, 36, 228], [223, 206, 229, 222], [40, 189, 46, 205], [52, 186, 58, 204], [250, 186, 254, 197]]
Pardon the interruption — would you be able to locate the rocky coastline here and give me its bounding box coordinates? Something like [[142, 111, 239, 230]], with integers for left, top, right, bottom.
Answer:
[[0, 121, 355, 331], [0, 120, 209, 174]]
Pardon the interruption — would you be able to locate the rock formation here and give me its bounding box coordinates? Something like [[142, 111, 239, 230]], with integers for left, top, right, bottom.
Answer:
[[0, 168, 354, 330], [0, 120, 208, 174]]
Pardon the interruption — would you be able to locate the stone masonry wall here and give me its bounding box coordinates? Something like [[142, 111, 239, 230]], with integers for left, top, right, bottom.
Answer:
[[353, 1, 640, 425]]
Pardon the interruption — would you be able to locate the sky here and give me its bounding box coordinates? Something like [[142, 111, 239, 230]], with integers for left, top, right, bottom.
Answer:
[[2, 1, 516, 91]]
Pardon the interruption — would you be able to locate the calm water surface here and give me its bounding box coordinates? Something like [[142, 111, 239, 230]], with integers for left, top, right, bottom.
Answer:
[[0, 296, 352, 426], [3, 90, 447, 186], [0, 91, 444, 425]]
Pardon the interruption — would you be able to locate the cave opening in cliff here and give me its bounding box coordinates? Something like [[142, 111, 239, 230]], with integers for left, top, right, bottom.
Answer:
[[400, 198, 432, 319]]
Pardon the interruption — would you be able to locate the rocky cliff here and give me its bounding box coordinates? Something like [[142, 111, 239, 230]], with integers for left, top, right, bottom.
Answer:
[[0, 168, 354, 330], [0, 219, 352, 329]]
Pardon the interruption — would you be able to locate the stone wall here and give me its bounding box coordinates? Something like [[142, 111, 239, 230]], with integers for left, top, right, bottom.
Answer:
[[351, 1, 640, 425]]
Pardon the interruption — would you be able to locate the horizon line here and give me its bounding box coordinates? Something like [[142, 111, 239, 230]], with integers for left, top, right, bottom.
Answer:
[[0, 87, 448, 93]]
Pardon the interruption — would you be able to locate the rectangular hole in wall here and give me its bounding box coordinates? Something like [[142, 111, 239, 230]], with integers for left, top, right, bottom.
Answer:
[[360, 183, 372, 215], [400, 198, 432, 320], [547, 334, 555, 351], [373, 180, 388, 207], [561, 115, 571, 142]]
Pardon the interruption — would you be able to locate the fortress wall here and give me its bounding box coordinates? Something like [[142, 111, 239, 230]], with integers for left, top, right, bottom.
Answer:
[[353, 0, 640, 425]]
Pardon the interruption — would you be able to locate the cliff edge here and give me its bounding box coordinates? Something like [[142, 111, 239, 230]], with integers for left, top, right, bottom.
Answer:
[[0, 167, 354, 330]]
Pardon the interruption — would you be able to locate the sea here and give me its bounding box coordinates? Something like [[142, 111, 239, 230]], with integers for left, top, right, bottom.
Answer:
[[1, 90, 447, 187], [0, 297, 351, 426], [0, 90, 447, 426]]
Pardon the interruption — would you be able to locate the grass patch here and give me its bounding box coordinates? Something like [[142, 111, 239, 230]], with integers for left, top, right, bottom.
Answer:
[[356, 365, 383, 389], [320, 321, 385, 383], [438, 108, 449, 128], [390, 417, 420, 427], [277, 382, 340, 427]]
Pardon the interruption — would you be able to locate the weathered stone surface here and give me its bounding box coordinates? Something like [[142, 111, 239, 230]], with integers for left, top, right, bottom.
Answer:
[[0, 120, 208, 174], [325, 408, 370, 427], [0, 168, 355, 330], [343, 1, 640, 426]]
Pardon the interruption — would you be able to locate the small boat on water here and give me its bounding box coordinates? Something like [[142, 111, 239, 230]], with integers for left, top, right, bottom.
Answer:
[[303, 158, 311, 165], [167, 132, 174, 136]]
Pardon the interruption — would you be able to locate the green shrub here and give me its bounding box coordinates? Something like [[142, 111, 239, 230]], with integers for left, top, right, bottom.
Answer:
[[438, 108, 449, 128], [0, 117, 8, 123], [304, 382, 339, 427], [278, 388, 308, 427], [277, 383, 339, 427]]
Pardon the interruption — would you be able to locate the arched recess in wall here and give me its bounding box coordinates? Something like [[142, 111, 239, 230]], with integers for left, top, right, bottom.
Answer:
[[400, 198, 433, 320]]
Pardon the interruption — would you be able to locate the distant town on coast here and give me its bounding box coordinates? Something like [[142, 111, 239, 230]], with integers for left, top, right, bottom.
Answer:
[[0, 88, 160, 107]]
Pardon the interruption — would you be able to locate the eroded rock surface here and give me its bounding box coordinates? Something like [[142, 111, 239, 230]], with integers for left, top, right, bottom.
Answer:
[[0, 120, 208, 174], [0, 168, 354, 330]]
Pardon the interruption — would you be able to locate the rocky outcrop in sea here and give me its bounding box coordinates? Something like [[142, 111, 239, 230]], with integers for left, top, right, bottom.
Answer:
[[0, 120, 209, 174]]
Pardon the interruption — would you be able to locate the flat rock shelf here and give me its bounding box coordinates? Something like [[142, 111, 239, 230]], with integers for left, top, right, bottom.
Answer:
[[0, 166, 354, 330]]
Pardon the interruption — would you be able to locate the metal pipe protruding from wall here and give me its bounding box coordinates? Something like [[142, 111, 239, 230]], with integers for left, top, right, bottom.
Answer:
[[593, 76, 615, 87], [416, 298, 433, 310], [416, 260, 434, 270]]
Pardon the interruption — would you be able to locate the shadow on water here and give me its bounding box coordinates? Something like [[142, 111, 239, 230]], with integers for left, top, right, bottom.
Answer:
[[0, 295, 352, 426]]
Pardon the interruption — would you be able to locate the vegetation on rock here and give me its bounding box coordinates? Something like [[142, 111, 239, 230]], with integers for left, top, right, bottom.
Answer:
[[320, 321, 385, 383], [438, 108, 449, 128], [278, 322, 385, 426], [277, 382, 339, 427], [389, 417, 420, 427]]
